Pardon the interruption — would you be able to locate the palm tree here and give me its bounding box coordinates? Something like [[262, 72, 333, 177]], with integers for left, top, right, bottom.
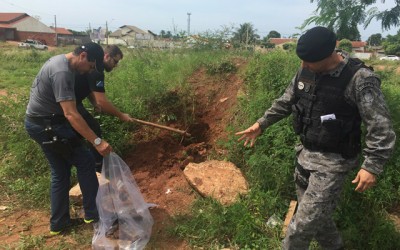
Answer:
[[304, 0, 400, 39]]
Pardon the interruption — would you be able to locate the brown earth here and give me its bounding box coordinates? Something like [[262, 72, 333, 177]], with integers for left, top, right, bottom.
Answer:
[[1, 58, 399, 249], [0, 58, 246, 249]]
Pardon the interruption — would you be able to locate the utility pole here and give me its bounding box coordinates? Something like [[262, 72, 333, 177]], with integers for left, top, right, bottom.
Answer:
[[106, 21, 108, 45], [187, 12, 191, 36], [54, 15, 58, 47]]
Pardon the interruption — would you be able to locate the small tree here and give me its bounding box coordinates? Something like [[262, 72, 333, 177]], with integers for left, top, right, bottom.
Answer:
[[283, 42, 296, 51], [231, 23, 260, 48], [338, 39, 353, 53], [382, 30, 400, 55], [267, 30, 281, 39], [367, 33, 383, 46]]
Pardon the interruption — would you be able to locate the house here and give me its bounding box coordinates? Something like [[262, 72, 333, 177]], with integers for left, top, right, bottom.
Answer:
[[336, 41, 367, 52], [108, 25, 155, 46], [51, 26, 83, 45], [52, 27, 73, 37], [350, 41, 367, 52], [269, 38, 297, 48], [0, 13, 56, 46], [269, 37, 367, 53]]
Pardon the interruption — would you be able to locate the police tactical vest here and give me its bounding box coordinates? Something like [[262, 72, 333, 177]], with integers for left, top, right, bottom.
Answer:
[[292, 58, 368, 158]]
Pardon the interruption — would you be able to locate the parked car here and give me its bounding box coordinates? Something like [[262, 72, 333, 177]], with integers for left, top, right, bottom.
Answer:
[[18, 39, 48, 50], [379, 55, 399, 61]]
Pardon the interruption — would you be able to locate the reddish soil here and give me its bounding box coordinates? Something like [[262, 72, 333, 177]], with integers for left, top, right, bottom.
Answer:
[[0, 58, 246, 249]]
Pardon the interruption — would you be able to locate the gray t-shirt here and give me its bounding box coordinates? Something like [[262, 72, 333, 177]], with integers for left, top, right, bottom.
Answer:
[[26, 54, 76, 116]]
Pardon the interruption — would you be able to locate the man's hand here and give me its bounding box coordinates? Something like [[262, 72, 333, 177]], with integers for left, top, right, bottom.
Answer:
[[95, 139, 112, 156], [118, 113, 133, 122], [235, 122, 262, 147], [352, 168, 377, 192]]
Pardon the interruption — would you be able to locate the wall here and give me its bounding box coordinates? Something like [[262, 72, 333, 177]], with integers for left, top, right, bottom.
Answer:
[[16, 31, 56, 46]]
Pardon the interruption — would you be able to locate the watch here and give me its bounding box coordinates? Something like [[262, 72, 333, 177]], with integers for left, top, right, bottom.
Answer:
[[94, 137, 102, 146]]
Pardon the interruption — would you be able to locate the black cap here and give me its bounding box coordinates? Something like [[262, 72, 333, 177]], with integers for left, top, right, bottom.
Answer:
[[80, 42, 104, 72], [296, 26, 337, 62]]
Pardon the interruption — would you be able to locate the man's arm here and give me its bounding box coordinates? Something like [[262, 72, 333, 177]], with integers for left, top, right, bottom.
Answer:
[[350, 69, 396, 191], [90, 92, 133, 122], [354, 71, 396, 174], [236, 76, 297, 146], [59, 100, 112, 156]]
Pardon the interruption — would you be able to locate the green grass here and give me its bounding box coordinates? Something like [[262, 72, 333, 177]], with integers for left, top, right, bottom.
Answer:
[[1, 42, 400, 249], [171, 51, 400, 249]]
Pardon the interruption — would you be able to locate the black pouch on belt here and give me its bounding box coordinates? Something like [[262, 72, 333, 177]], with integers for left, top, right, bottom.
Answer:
[[294, 161, 311, 190], [42, 120, 80, 159]]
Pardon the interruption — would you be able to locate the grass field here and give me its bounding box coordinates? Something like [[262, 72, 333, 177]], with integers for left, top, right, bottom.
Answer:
[[1, 41, 400, 249]]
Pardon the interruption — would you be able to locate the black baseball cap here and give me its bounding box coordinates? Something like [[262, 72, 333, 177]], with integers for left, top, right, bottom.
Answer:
[[80, 42, 104, 72], [296, 26, 337, 62]]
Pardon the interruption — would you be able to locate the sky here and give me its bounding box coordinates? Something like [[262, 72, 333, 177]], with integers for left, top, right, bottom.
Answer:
[[1, 0, 398, 41]]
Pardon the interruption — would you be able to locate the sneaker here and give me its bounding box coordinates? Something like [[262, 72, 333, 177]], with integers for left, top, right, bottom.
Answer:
[[49, 230, 62, 236], [49, 218, 84, 236], [84, 218, 99, 224]]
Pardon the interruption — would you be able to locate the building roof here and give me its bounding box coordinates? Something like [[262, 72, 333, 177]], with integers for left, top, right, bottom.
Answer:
[[269, 38, 297, 45], [52, 27, 73, 35], [0, 13, 28, 24], [0, 24, 13, 28], [351, 41, 367, 47], [121, 25, 148, 34], [109, 25, 151, 37]]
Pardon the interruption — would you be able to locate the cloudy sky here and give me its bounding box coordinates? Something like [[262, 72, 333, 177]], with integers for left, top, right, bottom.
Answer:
[[1, 0, 398, 40]]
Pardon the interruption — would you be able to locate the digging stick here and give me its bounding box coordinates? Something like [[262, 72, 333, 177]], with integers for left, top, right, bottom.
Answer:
[[130, 118, 191, 137]]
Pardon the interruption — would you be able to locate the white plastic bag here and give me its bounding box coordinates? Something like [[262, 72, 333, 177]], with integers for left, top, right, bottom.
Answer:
[[92, 152, 155, 250]]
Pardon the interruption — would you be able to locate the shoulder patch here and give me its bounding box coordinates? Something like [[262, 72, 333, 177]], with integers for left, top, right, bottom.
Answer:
[[96, 81, 104, 88]]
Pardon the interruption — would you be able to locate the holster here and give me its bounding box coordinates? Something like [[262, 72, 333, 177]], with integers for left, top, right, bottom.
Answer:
[[40, 118, 82, 158]]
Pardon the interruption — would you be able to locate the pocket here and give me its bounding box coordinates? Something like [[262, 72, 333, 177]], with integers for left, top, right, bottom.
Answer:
[[318, 119, 343, 146], [43, 139, 73, 158], [294, 166, 309, 190], [292, 104, 304, 134]]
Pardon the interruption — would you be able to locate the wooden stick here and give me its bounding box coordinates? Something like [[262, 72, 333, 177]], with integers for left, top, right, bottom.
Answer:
[[281, 200, 297, 238], [130, 118, 191, 137]]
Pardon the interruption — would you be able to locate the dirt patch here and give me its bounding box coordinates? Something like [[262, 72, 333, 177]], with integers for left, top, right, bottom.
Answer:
[[374, 64, 400, 75], [0, 58, 247, 249]]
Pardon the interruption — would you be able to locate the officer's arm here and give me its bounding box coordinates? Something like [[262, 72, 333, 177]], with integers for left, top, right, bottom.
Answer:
[[353, 72, 396, 176], [90, 91, 132, 122], [59, 100, 112, 155]]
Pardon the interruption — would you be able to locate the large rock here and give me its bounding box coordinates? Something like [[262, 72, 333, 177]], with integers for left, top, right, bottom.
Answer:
[[183, 160, 248, 205], [69, 172, 104, 205]]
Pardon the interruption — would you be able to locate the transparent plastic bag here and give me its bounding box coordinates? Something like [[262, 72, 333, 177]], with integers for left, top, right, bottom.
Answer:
[[92, 152, 155, 250]]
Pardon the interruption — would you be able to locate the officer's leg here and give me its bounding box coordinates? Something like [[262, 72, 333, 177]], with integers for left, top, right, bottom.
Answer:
[[284, 169, 347, 250], [42, 149, 72, 231], [25, 118, 72, 232], [70, 145, 99, 221]]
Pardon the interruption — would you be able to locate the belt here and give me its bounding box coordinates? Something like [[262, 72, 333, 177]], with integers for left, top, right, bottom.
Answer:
[[26, 114, 68, 126]]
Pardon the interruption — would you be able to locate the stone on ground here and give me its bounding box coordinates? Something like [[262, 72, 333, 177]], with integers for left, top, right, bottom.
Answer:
[[183, 160, 248, 205]]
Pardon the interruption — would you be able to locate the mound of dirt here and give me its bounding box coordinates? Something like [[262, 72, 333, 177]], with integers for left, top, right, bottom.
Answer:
[[124, 58, 246, 249]]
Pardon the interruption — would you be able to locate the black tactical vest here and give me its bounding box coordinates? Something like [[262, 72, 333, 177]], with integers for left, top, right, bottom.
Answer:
[[292, 58, 369, 158]]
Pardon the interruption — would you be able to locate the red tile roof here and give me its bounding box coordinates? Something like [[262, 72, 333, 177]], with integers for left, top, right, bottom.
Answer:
[[269, 38, 297, 45], [351, 41, 367, 47], [52, 27, 73, 35], [0, 24, 12, 28], [0, 13, 28, 23]]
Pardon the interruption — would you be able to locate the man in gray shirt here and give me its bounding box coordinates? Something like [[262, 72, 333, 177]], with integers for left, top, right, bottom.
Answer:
[[236, 27, 395, 249], [25, 42, 112, 235]]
